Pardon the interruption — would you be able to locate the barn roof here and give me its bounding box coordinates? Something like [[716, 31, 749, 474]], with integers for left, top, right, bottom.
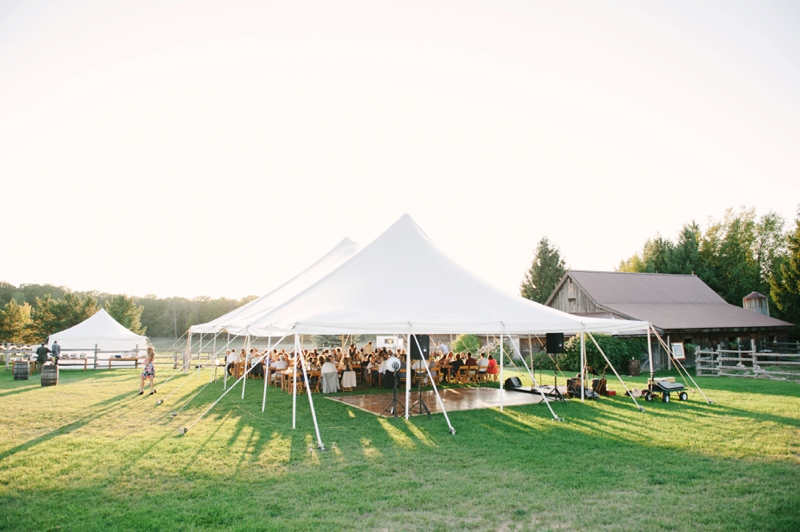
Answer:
[[547, 270, 793, 332]]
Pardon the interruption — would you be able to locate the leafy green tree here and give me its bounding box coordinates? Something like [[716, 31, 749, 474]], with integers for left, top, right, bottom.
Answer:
[[105, 294, 146, 335], [770, 209, 800, 334], [31, 293, 98, 340], [618, 235, 674, 273], [0, 299, 35, 343], [520, 237, 567, 303], [666, 222, 705, 275], [451, 334, 481, 354]]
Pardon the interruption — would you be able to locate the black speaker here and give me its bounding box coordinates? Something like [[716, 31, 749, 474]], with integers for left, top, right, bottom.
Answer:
[[546, 333, 564, 354], [410, 335, 429, 360], [504, 376, 523, 389]]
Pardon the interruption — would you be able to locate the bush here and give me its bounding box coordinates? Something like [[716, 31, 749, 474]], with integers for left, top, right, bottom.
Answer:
[[451, 334, 481, 354], [561, 334, 646, 374], [479, 339, 516, 366]]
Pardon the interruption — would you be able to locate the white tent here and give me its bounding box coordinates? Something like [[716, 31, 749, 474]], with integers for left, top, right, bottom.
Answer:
[[190, 237, 362, 335], [48, 309, 148, 364], [183, 215, 651, 444], [192, 215, 647, 337]]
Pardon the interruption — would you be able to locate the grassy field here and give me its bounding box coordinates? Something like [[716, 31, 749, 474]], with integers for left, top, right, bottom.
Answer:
[[1, 365, 799, 531]]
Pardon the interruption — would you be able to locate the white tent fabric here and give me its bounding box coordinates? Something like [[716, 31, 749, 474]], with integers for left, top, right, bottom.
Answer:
[[193, 214, 648, 337], [190, 237, 362, 335], [48, 308, 148, 354]]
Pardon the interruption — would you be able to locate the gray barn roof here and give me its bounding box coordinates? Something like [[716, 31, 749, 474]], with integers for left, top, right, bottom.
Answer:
[[548, 271, 793, 331]]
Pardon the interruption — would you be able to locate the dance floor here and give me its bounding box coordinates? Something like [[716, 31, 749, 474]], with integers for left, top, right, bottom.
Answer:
[[327, 387, 551, 416]]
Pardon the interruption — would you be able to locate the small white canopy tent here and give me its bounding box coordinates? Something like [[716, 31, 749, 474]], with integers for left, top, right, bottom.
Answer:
[[48, 309, 148, 367], [186, 215, 649, 443]]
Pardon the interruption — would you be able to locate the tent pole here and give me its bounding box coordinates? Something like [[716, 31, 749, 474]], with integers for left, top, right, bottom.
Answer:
[[499, 331, 504, 412], [223, 334, 231, 390], [580, 332, 585, 402], [262, 332, 273, 413], [650, 325, 712, 404], [209, 333, 217, 383], [405, 334, 411, 420], [292, 332, 298, 429], [182, 334, 288, 434], [586, 332, 644, 412], [412, 333, 456, 434], [241, 335, 250, 400], [298, 333, 325, 450], [503, 326, 562, 421], [647, 325, 654, 391], [184, 332, 192, 374]]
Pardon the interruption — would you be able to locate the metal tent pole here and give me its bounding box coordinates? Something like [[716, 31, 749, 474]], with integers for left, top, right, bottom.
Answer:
[[412, 333, 456, 434], [580, 332, 586, 402], [292, 332, 298, 429], [241, 335, 251, 400], [499, 331, 504, 411], [405, 334, 411, 420], [262, 332, 273, 413]]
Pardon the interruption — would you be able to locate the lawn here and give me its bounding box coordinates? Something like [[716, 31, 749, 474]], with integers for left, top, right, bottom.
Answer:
[[1, 365, 799, 531]]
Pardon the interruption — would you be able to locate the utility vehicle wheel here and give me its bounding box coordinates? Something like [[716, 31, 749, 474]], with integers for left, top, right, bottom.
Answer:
[[662, 392, 670, 403], [644, 391, 653, 402], [679, 392, 688, 401]]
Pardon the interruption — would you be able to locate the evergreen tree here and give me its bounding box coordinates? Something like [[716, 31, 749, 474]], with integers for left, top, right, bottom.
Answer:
[[520, 237, 567, 303], [770, 209, 800, 333], [106, 294, 146, 335], [31, 293, 98, 340], [0, 299, 35, 343]]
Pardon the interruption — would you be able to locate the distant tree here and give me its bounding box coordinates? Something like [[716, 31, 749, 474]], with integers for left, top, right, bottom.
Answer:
[[105, 294, 146, 335], [520, 237, 567, 303], [451, 334, 481, 354], [770, 209, 800, 333], [666, 222, 705, 275], [618, 235, 674, 273], [31, 293, 98, 340], [0, 299, 35, 343]]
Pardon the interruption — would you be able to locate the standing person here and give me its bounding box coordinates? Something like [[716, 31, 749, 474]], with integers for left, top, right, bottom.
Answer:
[[35, 342, 50, 374], [138, 347, 157, 395], [438, 341, 449, 357], [50, 340, 61, 366], [364, 341, 374, 356]]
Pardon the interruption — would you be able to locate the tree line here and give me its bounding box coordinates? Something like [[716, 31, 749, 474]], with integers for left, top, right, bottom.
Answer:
[[520, 206, 800, 336], [0, 283, 257, 344]]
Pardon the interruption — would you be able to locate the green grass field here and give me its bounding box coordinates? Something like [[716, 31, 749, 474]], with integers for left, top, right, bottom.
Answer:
[[1, 365, 799, 531]]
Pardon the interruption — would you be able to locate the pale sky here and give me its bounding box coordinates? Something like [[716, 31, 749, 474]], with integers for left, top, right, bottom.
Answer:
[[1, 0, 798, 299]]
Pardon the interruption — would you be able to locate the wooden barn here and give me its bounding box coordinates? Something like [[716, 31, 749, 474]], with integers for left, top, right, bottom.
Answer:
[[545, 270, 794, 370]]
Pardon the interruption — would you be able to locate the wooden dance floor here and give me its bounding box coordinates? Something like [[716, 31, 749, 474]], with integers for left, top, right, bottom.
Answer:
[[327, 387, 548, 416]]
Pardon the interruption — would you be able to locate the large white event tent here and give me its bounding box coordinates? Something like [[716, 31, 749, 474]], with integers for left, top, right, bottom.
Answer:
[[187, 215, 649, 442], [48, 309, 149, 368]]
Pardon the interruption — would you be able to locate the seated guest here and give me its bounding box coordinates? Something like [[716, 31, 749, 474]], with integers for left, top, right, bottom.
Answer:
[[321, 356, 338, 374], [476, 353, 490, 374], [464, 352, 478, 367], [250, 356, 264, 378], [450, 354, 464, 377], [226, 349, 240, 376], [366, 355, 379, 386], [486, 355, 499, 376]]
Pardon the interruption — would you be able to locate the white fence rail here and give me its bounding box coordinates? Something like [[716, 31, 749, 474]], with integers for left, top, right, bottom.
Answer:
[[695, 348, 800, 381]]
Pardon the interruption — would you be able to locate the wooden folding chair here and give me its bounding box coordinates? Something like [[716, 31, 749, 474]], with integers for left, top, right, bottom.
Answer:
[[455, 366, 468, 384], [465, 365, 479, 384]]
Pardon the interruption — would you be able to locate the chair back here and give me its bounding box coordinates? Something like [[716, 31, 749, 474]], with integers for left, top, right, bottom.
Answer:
[[322, 372, 339, 393]]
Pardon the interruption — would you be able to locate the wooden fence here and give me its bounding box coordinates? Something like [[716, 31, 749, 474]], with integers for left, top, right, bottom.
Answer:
[[696, 348, 800, 381]]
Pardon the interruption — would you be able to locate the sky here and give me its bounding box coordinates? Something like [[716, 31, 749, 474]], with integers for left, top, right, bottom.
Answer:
[[1, 0, 799, 300]]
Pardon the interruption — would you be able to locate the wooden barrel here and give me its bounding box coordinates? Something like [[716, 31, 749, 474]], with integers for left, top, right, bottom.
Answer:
[[41, 364, 59, 387], [628, 359, 641, 376], [13, 361, 29, 380]]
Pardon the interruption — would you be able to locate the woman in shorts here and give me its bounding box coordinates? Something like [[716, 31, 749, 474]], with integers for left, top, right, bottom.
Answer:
[[138, 347, 157, 395]]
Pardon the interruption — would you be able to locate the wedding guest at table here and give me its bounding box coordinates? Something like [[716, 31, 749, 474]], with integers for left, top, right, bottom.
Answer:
[[367, 355, 379, 387], [464, 352, 478, 367], [449, 353, 464, 378], [477, 353, 490, 373], [486, 355, 499, 378], [226, 349, 240, 376]]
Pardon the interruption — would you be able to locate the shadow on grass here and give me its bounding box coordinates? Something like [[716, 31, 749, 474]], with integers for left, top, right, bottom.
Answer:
[[0, 390, 135, 462]]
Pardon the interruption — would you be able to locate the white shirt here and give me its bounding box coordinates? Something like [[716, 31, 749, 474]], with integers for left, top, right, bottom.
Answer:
[[321, 361, 338, 374], [439, 342, 449, 355], [477, 357, 490, 369], [226, 352, 239, 364], [273, 359, 288, 370]]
